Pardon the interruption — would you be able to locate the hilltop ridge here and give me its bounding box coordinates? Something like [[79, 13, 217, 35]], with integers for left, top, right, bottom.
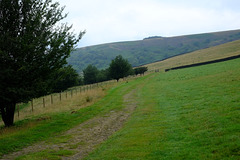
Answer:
[[67, 29, 240, 73]]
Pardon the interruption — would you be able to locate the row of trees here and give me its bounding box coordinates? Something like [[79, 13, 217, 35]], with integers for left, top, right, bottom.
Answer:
[[51, 55, 148, 93], [83, 55, 148, 84]]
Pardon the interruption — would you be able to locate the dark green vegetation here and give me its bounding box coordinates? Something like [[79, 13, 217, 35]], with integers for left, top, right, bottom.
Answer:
[[1, 57, 239, 159], [83, 65, 102, 84], [134, 66, 148, 75], [109, 55, 134, 82], [52, 65, 82, 93], [0, 0, 84, 126], [68, 29, 240, 72], [83, 55, 134, 84], [86, 58, 240, 159], [83, 64, 110, 84]]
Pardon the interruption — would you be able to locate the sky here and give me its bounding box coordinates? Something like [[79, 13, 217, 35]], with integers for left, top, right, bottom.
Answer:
[[56, 0, 240, 48]]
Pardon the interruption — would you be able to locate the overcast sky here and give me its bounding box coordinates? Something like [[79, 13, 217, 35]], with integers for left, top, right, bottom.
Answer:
[[57, 0, 240, 48]]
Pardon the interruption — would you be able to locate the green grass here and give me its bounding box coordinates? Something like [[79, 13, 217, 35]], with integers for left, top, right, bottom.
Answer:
[[1, 58, 240, 159], [85, 58, 240, 159], [0, 78, 144, 157], [15, 149, 74, 160]]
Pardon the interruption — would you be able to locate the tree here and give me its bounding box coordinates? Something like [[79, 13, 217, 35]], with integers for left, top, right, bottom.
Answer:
[[109, 55, 133, 82], [134, 67, 148, 75], [0, 0, 85, 126], [52, 65, 80, 93], [97, 68, 110, 82], [83, 65, 99, 84]]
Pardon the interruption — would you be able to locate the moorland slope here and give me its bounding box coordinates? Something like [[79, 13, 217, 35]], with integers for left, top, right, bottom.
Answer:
[[144, 39, 240, 71], [68, 29, 240, 72]]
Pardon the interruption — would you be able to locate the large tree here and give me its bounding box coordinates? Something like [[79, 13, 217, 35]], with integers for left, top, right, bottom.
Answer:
[[0, 0, 85, 126], [109, 55, 133, 82]]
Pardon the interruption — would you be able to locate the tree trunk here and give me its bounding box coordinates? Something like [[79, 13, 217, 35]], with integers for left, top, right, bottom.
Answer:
[[0, 102, 16, 127]]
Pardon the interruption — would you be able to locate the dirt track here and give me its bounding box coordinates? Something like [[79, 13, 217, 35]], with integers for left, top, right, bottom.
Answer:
[[1, 90, 137, 160]]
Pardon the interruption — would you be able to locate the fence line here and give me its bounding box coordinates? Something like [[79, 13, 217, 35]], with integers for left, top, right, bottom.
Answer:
[[11, 77, 137, 118], [0, 75, 144, 126], [0, 75, 141, 126]]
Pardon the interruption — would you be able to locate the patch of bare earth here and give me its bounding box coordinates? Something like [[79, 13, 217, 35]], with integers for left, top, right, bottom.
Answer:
[[1, 90, 137, 160]]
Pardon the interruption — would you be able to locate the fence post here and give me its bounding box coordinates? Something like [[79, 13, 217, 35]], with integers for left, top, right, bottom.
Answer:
[[51, 95, 53, 104], [60, 92, 61, 101], [43, 97, 45, 108], [17, 104, 19, 118], [71, 90, 73, 98], [66, 92, 67, 99], [31, 100, 33, 112]]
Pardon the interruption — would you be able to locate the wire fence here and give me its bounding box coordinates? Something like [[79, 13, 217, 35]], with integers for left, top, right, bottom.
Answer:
[[16, 75, 144, 119], [0, 74, 146, 126], [16, 79, 117, 115]]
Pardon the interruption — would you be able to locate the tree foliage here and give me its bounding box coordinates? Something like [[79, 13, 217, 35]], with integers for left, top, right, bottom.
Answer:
[[83, 65, 99, 84], [97, 68, 110, 82], [52, 65, 80, 93], [82, 65, 110, 85], [82, 55, 133, 84], [0, 0, 85, 126], [109, 55, 133, 82], [134, 67, 148, 75]]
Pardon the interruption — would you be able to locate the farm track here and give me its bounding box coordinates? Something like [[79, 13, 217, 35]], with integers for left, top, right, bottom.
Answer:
[[1, 89, 138, 160]]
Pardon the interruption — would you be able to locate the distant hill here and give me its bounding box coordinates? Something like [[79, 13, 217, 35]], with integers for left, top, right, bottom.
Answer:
[[144, 39, 240, 72], [67, 29, 240, 73]]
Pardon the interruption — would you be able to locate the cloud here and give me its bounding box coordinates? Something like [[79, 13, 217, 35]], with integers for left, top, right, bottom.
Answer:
[[56, 0, 240, 47]]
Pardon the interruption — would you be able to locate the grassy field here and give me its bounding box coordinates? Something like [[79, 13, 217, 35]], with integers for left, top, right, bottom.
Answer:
[[0, 57, 239, 159], [85, 58, 240, 159], [145, 39, 240, 72]]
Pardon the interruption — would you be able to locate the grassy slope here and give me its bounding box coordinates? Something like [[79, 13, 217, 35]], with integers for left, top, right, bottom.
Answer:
[[0, 81, 139, 157], [68, 29, 240, 72], [145, 39, 240, 71], [1, 49, 240, 159], [86, 58, 240, 159]]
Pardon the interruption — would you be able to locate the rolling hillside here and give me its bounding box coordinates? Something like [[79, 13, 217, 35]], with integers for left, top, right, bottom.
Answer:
[[1, 30, 240, 159], [67, 29, 240, 73], [2, 55, 239, 159], [144, 39, 240, 71]]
